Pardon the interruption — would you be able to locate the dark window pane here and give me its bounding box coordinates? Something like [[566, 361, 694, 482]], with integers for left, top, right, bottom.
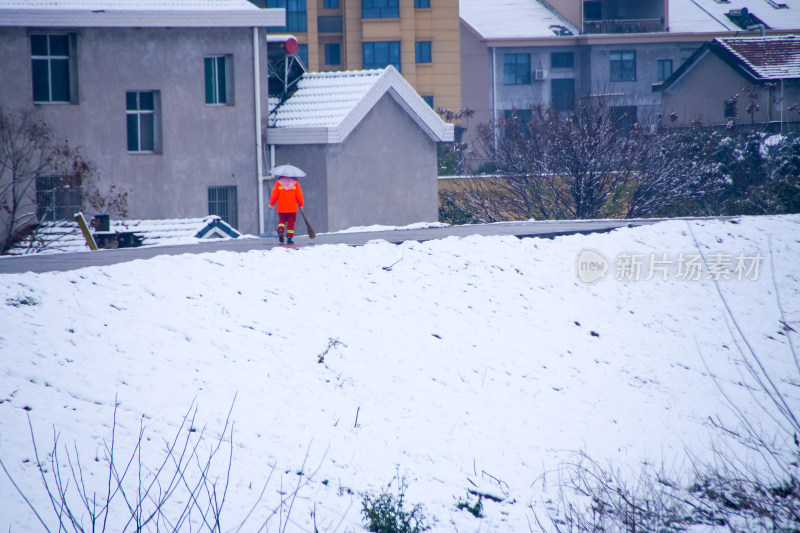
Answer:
[[551, 78, 575, 111], [49, 34, 69, 56], [50, 59, 70, 101], [32, 59, 50, 101], [205, 57, 215, 103], [139, 113, 155, 152], [551, 52, 574, 69], [127, 113, 139, 151], [126, 91, 138, 110], [139, 91, 154, 110], [416, 41, 431, 63], [325, 43, 341, 65], [31, 35, 47, 56], [364, 43, 374, 66]]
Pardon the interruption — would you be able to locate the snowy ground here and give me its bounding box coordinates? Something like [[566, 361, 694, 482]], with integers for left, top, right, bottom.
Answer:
[[1, 215, 799, 532]]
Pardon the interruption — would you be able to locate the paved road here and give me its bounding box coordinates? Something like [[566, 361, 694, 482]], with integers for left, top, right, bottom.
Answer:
[[0, 219, 655, 275]]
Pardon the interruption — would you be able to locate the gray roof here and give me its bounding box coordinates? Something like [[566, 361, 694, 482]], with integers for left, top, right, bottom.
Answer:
[[0, 0, 284, 27]]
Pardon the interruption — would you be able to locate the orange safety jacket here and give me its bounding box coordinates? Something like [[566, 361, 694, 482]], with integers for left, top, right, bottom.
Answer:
[[269, 178, 304, 213]]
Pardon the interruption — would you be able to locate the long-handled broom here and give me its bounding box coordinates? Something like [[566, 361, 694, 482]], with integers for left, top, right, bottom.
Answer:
[[300, 208, 316, 239]]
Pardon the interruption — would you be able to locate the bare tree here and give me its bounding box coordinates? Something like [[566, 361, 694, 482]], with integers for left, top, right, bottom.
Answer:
[[0, 108, 96, 253], [457, 102, 727, 222]]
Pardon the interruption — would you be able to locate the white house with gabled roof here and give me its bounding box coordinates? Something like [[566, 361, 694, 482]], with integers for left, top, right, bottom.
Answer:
[[265, 66, 454, 235]]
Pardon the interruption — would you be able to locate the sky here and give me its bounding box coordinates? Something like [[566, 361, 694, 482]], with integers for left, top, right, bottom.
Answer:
[[1, 214, 799, 532]]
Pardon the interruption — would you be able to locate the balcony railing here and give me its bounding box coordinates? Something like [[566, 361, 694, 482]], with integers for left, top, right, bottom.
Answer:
[[583, 18, 664, 34]]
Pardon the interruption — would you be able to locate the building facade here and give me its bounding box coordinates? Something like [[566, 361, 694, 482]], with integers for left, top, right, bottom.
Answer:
[[251, 0, 461, 112], [0, 1, 283, 236], [460, 0, 800, 165]]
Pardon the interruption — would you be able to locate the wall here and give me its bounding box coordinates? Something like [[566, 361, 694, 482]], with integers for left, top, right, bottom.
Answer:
[[660, 52, 770, 126], [584, 40, 703, 113], [326, 93, 438, 232], [0, 26, 268, 235], [269, 144, 329, 235]]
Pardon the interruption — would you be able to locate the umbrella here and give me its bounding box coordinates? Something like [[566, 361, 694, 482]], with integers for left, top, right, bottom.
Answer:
[[268, 164, 306, 178]]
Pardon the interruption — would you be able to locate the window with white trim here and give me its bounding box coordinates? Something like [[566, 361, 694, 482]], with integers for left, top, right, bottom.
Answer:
[[126, 91, 159, 153], [31, 34, 76, 103], [205, 56, 232, 105]]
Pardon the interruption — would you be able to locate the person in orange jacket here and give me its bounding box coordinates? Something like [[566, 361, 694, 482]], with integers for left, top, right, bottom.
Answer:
[[269, 174, 304, 244]]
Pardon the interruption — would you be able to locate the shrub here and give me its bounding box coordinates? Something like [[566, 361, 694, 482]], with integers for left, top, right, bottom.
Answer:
[[361, 472, 430, 533]]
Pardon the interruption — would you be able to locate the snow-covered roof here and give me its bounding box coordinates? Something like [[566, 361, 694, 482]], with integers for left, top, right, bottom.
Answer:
[[715, 35, 800, 78], [267, 66, 454, 145], [670, 0, 800, 34], [654, 34, 800, 92], [0, 0, 284, 28], [6, 216, 242, 255], [460, 0, 800, 40], [459, 0, 578, 39]]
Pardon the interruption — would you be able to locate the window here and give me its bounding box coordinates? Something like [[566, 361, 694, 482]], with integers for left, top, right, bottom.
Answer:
[[363, 41, 401, 71], [610, 105, 638, 135], [266, 0, 307, 32], [415, 41, 432, 63], [657, 59, 673, 81], [414, 0, 430, 7], [504, 53, 531, 85], [724, 99, 737, 118], [205, 56, 231, 105], [297, 44, 309, 69], [36, 175, 82, 222], [31, 34, 74, 103], [551, 52, 574, 69], [324, 43, 341, 65], [551, 78, 575, 111], [323, 0, 338, 7], [126, 91, 158, 153], [208, 186, 238, 229], [362, 0, 398, 18], [502, 108, 532, 137], [422, 95, 434, 108], [610, 50, 635, 82]]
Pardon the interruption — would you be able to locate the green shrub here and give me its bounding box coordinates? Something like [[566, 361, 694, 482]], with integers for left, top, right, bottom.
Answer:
[[361, 473, 430, 533]]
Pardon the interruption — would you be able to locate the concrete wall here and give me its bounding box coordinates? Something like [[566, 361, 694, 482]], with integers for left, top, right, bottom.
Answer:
[[269, 144, 329, 236], [270, 94, 438, 235], [659, 52, 786, 127], [585, 40, 703, 112], [326, 93, 438, 232], [0, 26, 268, 235]]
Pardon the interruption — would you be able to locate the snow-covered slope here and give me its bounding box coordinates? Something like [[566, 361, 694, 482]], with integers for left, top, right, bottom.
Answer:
[[1, 215, 799, 532]]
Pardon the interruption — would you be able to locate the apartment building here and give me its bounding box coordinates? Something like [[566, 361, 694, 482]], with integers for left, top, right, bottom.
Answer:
[[460, 0, 800, 152], [251, 0, 461, 112]]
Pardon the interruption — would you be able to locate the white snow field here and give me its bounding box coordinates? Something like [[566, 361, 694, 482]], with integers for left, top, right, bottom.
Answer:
[[1, 215, 799, 532]]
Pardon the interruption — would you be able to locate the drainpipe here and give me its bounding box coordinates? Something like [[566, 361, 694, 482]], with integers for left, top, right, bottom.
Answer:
[[746, 24, 766, 36], [492, 46, 498, 151], [254, 27, 265, 236]]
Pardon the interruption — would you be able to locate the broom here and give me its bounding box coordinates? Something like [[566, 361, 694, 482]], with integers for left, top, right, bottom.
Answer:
[[300, 208, 316, 239]]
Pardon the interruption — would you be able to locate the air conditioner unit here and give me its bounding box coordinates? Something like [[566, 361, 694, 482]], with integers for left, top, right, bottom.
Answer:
[[535, 69, 548, 80]]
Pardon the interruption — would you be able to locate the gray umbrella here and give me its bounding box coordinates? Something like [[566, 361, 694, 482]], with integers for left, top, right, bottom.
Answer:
[[268, 164, 306, 178]]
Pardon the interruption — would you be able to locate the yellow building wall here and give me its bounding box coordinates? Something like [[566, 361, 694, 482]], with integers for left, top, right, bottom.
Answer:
[[286, 0, 460, 111]]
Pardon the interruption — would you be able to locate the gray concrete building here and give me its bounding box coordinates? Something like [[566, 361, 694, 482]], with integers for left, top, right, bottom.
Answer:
[[266, 67, 454, 234], [0, 0, 284, 236]]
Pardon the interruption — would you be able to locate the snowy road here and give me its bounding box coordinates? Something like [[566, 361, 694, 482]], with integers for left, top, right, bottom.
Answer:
[[0, 218, 659, 274]]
